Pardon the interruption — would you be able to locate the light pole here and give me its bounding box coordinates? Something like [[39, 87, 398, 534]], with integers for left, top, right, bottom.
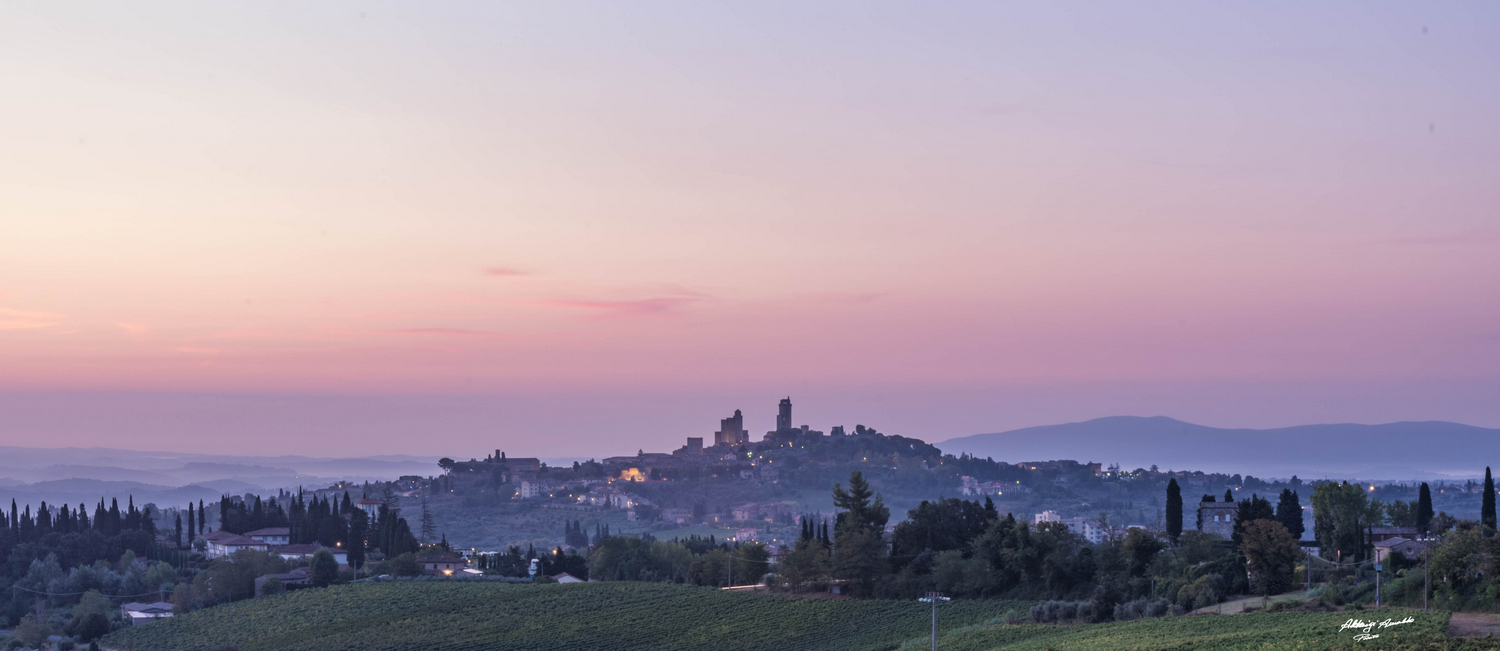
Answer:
[[919, 592, 950, 651]]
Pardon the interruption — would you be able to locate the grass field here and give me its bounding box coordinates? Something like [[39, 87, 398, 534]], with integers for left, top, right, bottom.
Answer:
[[915, 609, 1488, 651], [102, 581, 1028, 651], [103, 581, 1500, 651]]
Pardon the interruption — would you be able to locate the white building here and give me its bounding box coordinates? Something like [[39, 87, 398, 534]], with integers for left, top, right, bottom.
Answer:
[[355, 498, 382, 519], [520, 480, 554, 499], [1034, 510, 1061, 525], [245, 527, 290, 546], [202, 531, 269, 559], [120, 602, 174, 625]]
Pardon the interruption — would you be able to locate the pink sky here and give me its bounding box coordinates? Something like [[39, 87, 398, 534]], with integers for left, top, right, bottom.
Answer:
[[1, 2, 1498, 456]]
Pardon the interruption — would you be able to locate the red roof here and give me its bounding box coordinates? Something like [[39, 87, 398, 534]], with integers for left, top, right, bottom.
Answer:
[[245, 527, 290, 537]]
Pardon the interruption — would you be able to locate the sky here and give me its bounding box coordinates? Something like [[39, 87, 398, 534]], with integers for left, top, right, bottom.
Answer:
[[1, 2, 1498, 458]]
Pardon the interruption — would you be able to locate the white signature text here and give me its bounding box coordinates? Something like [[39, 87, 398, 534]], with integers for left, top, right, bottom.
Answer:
[[1340, 616, 1416, 641]]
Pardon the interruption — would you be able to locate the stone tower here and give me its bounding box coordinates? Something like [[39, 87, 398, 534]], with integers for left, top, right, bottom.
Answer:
[[776, 397, 792, 432], [715, 409, 747, 447]]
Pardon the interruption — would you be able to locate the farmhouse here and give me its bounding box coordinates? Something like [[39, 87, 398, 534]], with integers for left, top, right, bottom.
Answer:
[[120, 602, 174, 625], [421, 555, 468, 576], [245, 527, 291, 545], [202, 531, 269, 559]]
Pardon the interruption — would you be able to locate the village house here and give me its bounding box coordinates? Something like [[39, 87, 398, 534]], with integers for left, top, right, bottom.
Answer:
[[255, 567, 311, 596], [552, 572, 586, 583], [271, 544, 349, 567], [202, 531, 269, 559], [244, 527, 290, 545], [660, 508, 693, 523], [120, 602, 174, 626], [1369, 526, 1422, 543], [520, 480, 555, 499], [421, 555, 468, 576], [1374, 537, 1429, 563], [355, 498, 382, 519], [1197, 500, 1237, 538]]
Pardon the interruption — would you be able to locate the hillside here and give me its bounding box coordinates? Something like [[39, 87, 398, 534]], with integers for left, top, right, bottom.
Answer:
[[918, 609, 1469, 651], [102, 581, 1029, 651], [940, 416, 1500, 477]]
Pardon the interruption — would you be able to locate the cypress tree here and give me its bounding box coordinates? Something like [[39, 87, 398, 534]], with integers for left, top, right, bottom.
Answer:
[[1484, 468, 1496, 532], [1275, 489, 1304, 540], [1224, 489, 1234, 502], [1417, 483, 1435, 535], [187, 503, 196, 543], [1165, 478, 1183, 540]]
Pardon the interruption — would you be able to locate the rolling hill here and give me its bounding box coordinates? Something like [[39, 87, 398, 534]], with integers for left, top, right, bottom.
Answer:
[[103, 581, 1028, 651], [940, 416, 1500, 478]]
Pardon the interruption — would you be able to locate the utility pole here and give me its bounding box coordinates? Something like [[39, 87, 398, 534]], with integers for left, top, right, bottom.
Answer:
[[918, 592, 950, 651], [1424, 547, 1430, 611]]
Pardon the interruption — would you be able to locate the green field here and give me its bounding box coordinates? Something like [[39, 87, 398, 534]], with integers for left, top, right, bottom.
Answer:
[[102, 581, 1028, 651], [917, 609, 1483, 651], [102, 581, 1499, 651]]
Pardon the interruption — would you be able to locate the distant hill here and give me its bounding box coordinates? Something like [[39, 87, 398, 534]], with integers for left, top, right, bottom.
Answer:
[[939, 416, 1500, 479]]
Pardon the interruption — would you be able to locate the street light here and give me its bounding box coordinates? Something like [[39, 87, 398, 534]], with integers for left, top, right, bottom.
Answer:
[[918, 592, 951, 651]]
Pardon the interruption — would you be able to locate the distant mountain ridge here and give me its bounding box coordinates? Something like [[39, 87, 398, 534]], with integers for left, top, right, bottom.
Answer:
[[938, 416, 1500, 479]]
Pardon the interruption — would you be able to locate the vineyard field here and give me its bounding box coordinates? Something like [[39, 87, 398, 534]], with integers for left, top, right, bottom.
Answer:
[[103, 581, 1030, 651], [915, 609, 1494, 651]]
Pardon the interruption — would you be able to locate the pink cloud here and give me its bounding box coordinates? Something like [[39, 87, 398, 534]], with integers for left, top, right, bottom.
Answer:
[[539, 297, 697, 318], [0, 307, 62, 330], [387, 328, 512, 339], [482, 267, 527, 277]]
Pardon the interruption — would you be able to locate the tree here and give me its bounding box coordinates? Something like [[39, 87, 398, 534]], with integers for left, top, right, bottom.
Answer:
[[1311, 481, 1371, 561], [1417, 483, 1435, 535], [1239, 519, 1299, 596], [438, 458, 456, 472], [1232, 494, 1274, 546], [348, 508, 368, 571], [889, 497, 992, 567], [420, 499, 436, 544], [1484, 468, 1496, 532], [310, 548, 339, 587], [1275, 489, 1304, 541], [1165, 479, 1183, 540], [173, 512, 183, 548], [778, 538, 830, 592], [1224, 489, 1234, 502], [15, 614, 47, 648], [830, 471, 890, 595], [832, 471, 890, 535]]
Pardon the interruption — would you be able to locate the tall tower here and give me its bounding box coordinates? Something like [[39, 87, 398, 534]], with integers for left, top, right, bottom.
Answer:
[[715, 409, 746, 446], [776, 397, 792, 431]]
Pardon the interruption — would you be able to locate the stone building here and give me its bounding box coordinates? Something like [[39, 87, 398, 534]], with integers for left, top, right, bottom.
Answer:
[[1198, 499, 1237, 538]]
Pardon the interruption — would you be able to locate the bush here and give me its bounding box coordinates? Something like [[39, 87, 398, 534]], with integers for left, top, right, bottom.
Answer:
[[1113, 597, 1172, 621], [387, 553, 423, 577], [73, 612, 111, 642], [310, 549, 340, 587], [1029, 600, 1094, 624]]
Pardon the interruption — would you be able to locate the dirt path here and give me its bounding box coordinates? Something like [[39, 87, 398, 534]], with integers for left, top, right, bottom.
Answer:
[[1191, 591, 1313, 615], [1448, 612, 1500, 638]]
